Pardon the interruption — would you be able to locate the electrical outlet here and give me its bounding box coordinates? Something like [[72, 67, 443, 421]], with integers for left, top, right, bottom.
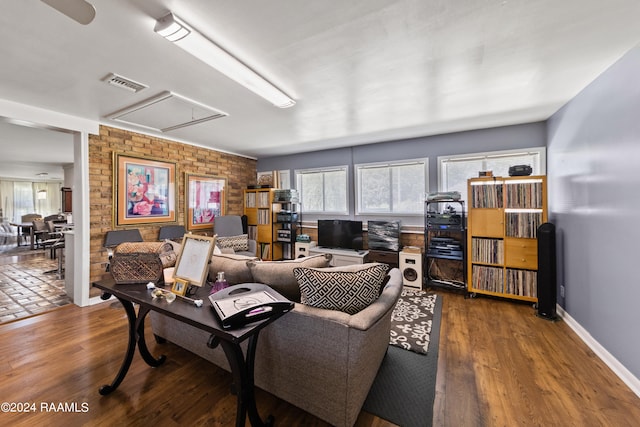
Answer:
[[560, 285, 565, 298]]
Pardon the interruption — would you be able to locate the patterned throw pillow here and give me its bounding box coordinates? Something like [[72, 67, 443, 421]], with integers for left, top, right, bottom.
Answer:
[[293, 263, 389, 314], [216, 234, 249, 252]]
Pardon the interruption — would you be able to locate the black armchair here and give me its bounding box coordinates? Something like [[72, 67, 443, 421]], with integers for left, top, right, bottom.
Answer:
[[158, 225, 186, 242], [104, 229, 143, 271]]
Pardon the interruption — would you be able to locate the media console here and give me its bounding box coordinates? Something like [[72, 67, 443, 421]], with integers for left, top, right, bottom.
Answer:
[[308, 246, 369, 267]]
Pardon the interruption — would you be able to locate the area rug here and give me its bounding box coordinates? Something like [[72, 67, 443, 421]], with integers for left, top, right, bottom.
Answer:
[[389, 288, 438, 355], [362, 291, 442, 427]]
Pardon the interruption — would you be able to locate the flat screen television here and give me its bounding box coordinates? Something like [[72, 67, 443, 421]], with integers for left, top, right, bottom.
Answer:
[[367, 220, 400, 251], [318, 220, 364, 251]]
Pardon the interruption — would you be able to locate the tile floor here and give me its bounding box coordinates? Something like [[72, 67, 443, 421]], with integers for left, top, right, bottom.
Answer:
[[0, 250, 71, 324]]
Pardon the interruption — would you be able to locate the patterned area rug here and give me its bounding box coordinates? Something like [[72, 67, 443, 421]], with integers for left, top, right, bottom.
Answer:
[[364, 288, 442, 427], [389, 288, 438, 355]]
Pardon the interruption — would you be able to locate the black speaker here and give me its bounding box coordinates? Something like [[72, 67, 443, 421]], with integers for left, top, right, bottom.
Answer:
[[537, 222, 558, 320]]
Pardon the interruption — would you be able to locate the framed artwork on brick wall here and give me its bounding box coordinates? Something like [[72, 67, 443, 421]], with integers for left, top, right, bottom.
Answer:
[[186, 173, 226, 231], [113, 153, 176, 226]]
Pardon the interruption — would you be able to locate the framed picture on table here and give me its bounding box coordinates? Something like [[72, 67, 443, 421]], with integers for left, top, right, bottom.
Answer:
[[185, 173, 227, 231], [173, 234, 217, 288], [113, 153, 176, 226]]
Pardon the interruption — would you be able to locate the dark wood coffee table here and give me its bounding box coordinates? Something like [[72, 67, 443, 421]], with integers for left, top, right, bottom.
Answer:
[[93, 278, 293, 427]]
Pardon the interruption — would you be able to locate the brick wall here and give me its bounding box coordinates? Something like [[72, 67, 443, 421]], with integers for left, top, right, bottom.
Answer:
[[89, 125, 256, 283]]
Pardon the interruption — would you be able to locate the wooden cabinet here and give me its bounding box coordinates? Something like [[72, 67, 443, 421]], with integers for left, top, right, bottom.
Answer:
[[61, 187, 72, 213], [467, 176, 547, 302]]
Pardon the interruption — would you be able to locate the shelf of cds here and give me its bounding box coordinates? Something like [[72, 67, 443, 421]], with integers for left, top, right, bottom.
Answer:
[[467, 176, 547, 302]]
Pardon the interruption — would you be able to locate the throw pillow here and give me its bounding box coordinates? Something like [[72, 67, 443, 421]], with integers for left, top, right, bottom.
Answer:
[[115, 241, 177, 268], [216, 234, 249, 252], [164, 239, 182, 255], [209, 253, 257, 285], [246, 254, 332, 302], [293, 263, 389, 314]]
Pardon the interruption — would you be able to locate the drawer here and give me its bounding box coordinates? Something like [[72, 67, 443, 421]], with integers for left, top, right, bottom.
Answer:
[[368, 250, 399, 265], [468, 209, 503, 237], [505, 238, 537, 269]]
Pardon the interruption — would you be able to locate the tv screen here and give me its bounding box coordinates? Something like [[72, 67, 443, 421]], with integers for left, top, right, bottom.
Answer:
[[367, 220, 400, 251], [318, 220, 363, 250]]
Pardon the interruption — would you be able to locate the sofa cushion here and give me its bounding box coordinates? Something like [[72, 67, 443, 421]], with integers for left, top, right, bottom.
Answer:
[[216, 234, 249, 252], [209, 253, 257, 285], [293, 263, 390, 314], [246, 254, 332, 302]]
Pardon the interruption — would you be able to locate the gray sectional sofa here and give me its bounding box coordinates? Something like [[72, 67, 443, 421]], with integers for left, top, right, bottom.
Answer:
[[149, 253, 403, 427]]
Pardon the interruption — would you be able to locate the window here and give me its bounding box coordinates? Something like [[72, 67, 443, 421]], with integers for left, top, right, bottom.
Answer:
[[295, 166, 348, 214], [355, 159, 428, 215], [0, 180, 63, 222], [439, 148, 546, 203]]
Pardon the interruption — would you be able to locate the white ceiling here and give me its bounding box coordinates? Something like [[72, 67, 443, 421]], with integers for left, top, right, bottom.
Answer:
[[1, 0, 639, 169]]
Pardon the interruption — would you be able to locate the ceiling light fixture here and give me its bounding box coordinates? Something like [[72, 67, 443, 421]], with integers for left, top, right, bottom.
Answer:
[[153, 12, 295, 108]]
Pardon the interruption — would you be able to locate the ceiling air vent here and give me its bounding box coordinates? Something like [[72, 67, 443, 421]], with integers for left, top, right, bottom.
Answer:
[[102, 73, 148, 93]]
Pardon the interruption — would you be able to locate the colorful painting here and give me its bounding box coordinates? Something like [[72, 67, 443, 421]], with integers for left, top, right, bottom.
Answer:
[[113, 153, 176, 226], [186, 173, 226, 231]]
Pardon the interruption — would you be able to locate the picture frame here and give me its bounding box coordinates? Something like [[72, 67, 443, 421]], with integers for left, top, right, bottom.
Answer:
[[173, 234, 216, 287], [113, 153, 176, 226], [171, 278, 189, 296], [256, 171, 274, 187], [185, 173, 227, 231]]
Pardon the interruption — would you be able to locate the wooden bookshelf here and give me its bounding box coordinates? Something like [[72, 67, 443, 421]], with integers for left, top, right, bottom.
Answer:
[[243, 188, 282, 260], [467, 176, 547, 303]]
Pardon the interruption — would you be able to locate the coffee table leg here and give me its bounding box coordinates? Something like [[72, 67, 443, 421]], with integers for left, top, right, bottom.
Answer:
[[99, 297, 166, 395], [220, 332, 274, 427]]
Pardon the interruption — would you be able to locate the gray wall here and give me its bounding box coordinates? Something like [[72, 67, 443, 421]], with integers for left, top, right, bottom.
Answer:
[[548, 46, 640, 379], [258, 122, 546, 225]]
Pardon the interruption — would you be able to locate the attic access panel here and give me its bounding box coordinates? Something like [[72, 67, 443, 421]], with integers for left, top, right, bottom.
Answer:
[[107, 91, 228, 132]]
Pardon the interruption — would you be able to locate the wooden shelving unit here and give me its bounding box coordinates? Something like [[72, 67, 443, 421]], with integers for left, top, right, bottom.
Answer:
[[467, 176, 547, 303], [244, 188, 281, 260]]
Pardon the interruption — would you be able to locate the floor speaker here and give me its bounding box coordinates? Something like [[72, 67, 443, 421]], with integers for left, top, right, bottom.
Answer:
[[537, 222, 557, 320], [399, 251, 422, 289], [294, 242, 316, 258]]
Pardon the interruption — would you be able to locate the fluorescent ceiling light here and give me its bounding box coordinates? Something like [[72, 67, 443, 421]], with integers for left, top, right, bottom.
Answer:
[[154, 12, 295, 108]]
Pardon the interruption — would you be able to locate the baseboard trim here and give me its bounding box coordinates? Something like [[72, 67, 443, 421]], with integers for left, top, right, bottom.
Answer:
[[557, 304, 640, 398], [89, 295, 112, 305]]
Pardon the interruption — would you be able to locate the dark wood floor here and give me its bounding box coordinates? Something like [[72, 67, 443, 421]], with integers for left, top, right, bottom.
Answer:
[[1, 290, 638, 426]]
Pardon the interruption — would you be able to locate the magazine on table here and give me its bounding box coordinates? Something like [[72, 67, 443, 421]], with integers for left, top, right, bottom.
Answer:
[[210, 288, 292, 329]]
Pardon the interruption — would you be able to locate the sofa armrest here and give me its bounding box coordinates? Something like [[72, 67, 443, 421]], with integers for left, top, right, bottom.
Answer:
[[247, 239, 257, 255], [286, 268, 403, 331], [348, 268, 403, 330]]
